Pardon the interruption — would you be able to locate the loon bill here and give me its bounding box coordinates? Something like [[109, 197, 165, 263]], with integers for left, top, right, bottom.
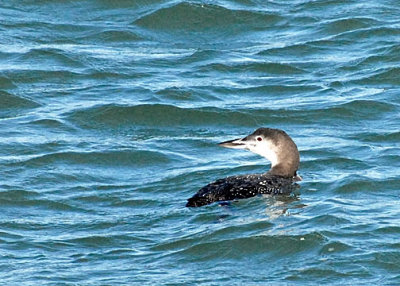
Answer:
[[186, 127, 301, 207]]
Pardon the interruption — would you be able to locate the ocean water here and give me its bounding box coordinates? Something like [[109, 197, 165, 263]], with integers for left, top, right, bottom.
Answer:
[[1, 0, 400, 284]]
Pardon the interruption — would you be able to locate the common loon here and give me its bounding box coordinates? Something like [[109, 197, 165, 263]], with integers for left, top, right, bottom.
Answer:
[[186, 128, 301, 207]]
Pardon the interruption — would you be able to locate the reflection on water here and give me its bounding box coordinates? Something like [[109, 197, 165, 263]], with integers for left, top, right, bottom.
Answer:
[[262, 194, 306, 220]]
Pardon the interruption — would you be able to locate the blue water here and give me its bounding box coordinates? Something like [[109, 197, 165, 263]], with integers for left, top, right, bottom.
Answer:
[[1, 0, 400, 284]]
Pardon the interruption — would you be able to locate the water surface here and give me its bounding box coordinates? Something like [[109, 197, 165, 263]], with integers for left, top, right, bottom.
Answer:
[[1, 0, 400, 284]]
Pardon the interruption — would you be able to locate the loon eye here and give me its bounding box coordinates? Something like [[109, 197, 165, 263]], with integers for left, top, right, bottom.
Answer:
[[256, 137, 262, 142]]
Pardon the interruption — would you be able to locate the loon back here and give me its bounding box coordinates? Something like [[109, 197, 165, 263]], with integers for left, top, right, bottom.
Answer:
[[186, 173, 298, 207]]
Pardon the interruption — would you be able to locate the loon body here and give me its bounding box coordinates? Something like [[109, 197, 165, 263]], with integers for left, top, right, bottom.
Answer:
[[186, 128, 301, 207]]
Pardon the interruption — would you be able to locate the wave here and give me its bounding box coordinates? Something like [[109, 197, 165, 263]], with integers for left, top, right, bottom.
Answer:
[[198, 61, 305, 74], [351, 131, 400, 143], [0, 189, 78, 211], [333, 26, 400, 41], [10, 150, 170, 168], [28, 118, 74, 131], [134, 2, 283, 33], [155, 86, 220, 102], [65, 100, 397, 130], [350, 67, 400, 85], [257, 43, 323, 57], [0, 91, 40, 119], [3, 69, 82, 84], [76, 29, 143, 43], [17, 47, 85, 68], [302, 157, 369, 171], [65, 103, 258, 128], [0, 90, 39, 109], [154, 231, 325, 258], [0, 189, 39, 200], [320, 17, 379, 35], [0, 75, 16, 89], [334, 176, 399, 193]]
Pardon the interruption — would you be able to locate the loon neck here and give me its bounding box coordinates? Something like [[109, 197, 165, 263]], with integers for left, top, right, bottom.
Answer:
[[268, 163, 298, 177]]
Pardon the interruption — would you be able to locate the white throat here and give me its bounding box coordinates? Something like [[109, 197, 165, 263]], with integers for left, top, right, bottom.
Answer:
[[248, 139, 279, 167]]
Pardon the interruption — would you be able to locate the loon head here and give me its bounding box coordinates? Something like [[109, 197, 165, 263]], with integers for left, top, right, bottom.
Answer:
[[218, 127, 300, 178]]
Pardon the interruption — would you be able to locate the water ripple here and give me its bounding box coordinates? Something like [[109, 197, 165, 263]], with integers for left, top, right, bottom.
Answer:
[[1, 0, 400, 284]]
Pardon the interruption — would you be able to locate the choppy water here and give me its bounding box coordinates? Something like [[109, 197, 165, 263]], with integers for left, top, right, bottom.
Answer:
[[1, 0, 400, 284]]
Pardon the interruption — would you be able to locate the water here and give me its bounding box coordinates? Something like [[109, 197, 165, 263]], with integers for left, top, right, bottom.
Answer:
[[1, 0, 400, 284]]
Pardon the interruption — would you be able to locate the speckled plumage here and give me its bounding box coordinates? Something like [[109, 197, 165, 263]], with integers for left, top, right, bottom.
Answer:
[[186, 173, 298, 207]]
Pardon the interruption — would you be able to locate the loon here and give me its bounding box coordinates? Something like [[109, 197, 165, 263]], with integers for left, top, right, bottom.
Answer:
[[186, 127, 301, 207]]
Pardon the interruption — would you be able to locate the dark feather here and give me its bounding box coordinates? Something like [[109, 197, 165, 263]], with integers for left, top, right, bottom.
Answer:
[[186, 173, 298, 207]]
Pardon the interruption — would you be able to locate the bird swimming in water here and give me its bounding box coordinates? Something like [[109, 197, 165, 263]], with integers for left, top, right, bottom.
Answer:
[[186, 127, 301, 207]]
